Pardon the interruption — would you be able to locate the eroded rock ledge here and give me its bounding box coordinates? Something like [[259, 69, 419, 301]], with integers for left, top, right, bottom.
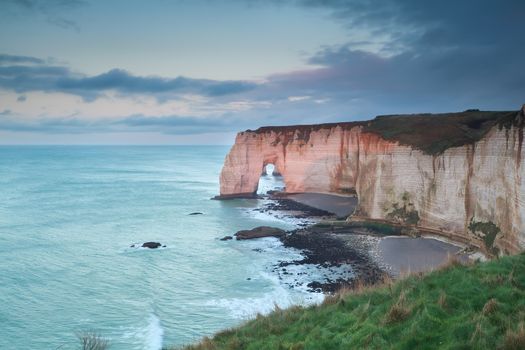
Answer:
[[218, 106, 525, 255]]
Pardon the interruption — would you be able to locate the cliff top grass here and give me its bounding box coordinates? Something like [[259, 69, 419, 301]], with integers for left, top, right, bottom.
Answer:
[[364, 110, 518, 154], [170, 253, 525, 350], [248, 109, 519, 155]]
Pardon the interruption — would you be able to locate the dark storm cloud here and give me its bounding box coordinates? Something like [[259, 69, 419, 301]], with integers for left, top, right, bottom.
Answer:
[[56, 69, 256, 96], [298, 0, 525, 52], [2, 0, 524, 137], [252, 0, 525, 113], [0, 63, 81, 95], [2, 0, 86, 31], [0, 57, 257, 99], [47, 16, 80, 32], [5, 0, 86, 10], [260, 47, 524, 116], [0, 54, 45, 65]]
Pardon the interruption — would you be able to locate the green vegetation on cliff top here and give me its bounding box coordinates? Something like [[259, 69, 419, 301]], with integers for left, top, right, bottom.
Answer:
[[172, 253, 525, 350], [250, 109, 519, 155], [364, 110, 518, 155]]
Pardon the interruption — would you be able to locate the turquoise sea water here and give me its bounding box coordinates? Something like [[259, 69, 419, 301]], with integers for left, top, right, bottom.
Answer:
[[0, 146, 323, 350]]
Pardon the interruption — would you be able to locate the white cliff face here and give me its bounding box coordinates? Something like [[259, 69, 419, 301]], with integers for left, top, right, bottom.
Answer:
[[220, 125, 363, 196], [219, 109, 525, 254]]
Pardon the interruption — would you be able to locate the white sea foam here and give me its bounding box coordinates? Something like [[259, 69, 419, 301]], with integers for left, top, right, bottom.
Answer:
[[233, 236, 305, 264], [206, 238, 327, 319], [206, 271, 324, 319], [122, 314, 164, 350], [144, 314, 164, 350], [278, 263, 355, 290], [206, 286, 294, 319], [241, 207, 286, 223]]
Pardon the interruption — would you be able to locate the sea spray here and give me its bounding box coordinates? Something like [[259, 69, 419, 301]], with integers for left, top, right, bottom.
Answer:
[[205, 271, 325, 319], [145, 314, 164, 350]]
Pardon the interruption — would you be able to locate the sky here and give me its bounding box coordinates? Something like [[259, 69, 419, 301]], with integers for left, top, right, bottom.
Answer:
[[0, 0, 523, 145]]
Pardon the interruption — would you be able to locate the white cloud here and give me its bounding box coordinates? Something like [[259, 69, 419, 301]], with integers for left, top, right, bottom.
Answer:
[[287, 95, 311, 102]]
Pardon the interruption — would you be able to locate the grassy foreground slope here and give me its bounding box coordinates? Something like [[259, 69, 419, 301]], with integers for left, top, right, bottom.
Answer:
[[175, 254, 525, 350]]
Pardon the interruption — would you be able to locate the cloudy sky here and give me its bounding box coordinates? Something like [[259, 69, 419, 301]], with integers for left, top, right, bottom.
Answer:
[[0, 0, 523, 144]]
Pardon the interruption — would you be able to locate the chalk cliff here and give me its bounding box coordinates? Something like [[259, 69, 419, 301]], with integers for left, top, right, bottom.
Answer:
[[219, 107, 525, 254]]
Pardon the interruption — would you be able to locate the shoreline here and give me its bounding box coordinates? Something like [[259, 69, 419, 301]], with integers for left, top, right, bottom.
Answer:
[[238, 191, 478, 294], [269, 191, 358, 218]]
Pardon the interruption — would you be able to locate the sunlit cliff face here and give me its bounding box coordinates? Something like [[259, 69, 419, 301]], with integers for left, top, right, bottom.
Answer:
[[219, 108, 525, 255]]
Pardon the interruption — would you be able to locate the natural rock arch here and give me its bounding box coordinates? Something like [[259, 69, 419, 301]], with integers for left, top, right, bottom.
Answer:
[[257, 163, 284, 194], [217, 107, 525, 255]]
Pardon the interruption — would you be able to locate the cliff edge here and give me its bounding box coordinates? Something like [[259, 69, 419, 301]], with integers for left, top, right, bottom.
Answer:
[[218, 106, 525, 254]]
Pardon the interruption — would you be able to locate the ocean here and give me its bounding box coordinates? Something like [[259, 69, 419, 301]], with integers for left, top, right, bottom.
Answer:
[[0, 146, 326, 349]]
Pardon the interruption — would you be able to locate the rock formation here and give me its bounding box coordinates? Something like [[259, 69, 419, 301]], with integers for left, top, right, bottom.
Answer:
[[141, 242, 162, 249], [218, 107, 525, 254], [234, 226, 286, 240]]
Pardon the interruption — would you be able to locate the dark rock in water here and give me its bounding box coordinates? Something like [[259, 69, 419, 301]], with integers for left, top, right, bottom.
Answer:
[[247, 277, 251, 280], [266, 190, 281, 196], [220, 236, 233, 241], [142, 242, 162, 249], [212, 193, 261, 200], [234, 226, 286, 240], [307, 279, 355, 294], [188, 212, 204, 215], [263, 197, 334, 217], [162, 245, 166, 248], [130, 244, 136, 248], [307, 281, 324, 292]]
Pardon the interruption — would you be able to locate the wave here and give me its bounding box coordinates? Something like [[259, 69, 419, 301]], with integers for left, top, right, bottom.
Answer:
[[144, 314, 164, 350], [208, 236, 358, 320], [205, 270, 324, 320], [121, 314, 164, 350]]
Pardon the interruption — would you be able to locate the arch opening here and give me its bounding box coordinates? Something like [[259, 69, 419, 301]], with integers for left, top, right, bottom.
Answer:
[[257, 163, 285, 195]]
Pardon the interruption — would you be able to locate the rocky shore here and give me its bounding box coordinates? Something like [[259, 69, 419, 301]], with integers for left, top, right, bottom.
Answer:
[[279, 230, 385, 293], [251, 193, 336, 226], [219, 108, 525, 256], [223, 193, 383, 293], [227, 192, 471, 294]]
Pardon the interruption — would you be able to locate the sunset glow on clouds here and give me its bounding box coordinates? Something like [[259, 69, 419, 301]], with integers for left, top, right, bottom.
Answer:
[[0, 0, 523, 144]]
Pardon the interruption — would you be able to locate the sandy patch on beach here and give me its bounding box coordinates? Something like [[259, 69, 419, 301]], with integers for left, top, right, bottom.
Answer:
[[376, 236, 468, 276], [265, 192, 473, 288], [286, 193, 357, 218]]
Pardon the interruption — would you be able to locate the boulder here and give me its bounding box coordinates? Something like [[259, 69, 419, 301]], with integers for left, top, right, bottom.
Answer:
[[220, 236, 233, 241], [234, 226, 286, 240], [188, 212, 204, 215], [142, 242, 162, 249]]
